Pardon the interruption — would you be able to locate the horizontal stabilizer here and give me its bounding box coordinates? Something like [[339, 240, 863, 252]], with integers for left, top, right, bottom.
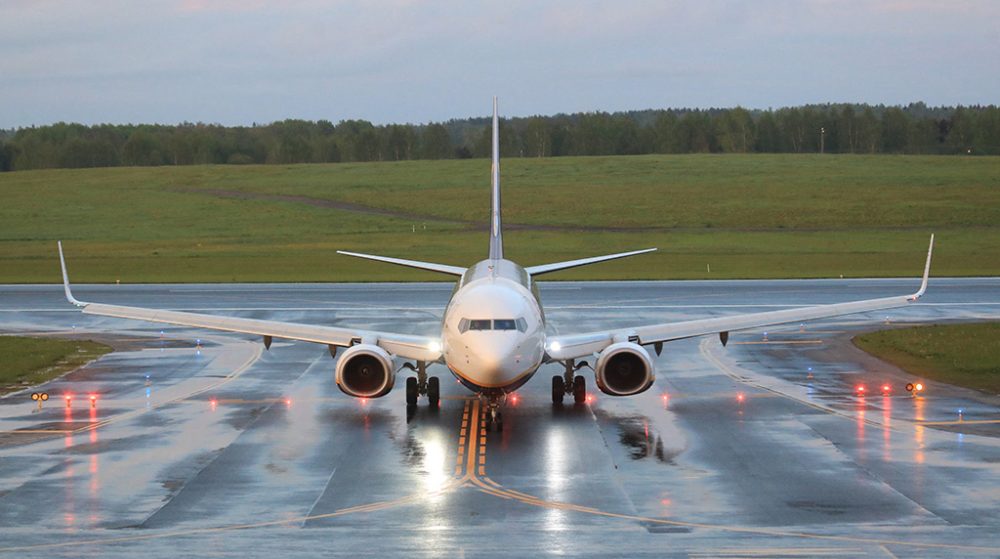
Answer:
[[337, 251, 466, 276], [526, 248, 657, 276]]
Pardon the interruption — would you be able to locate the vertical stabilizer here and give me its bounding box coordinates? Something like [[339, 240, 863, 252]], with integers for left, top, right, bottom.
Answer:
[[489, 97, 503, 260]]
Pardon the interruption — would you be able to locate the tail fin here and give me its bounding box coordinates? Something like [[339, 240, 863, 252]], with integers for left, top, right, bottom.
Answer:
[[489, 96, 503, 260]]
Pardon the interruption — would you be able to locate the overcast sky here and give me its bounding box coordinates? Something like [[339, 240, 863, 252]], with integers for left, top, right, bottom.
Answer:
[[2, 0, 998, 128]]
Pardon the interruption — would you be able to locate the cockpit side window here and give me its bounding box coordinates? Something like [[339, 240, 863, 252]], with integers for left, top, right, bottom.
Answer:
[[515, 317, 527, 332], [458, 318, 470, 333]]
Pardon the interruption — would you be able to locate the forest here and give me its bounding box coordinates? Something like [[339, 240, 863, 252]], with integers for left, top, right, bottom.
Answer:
[[1, 102, 998, 171]]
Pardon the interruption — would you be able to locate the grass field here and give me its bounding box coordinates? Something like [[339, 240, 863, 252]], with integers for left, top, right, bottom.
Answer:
[[0, 336, 112, 394], [0, 154, 997, 282], [854, 323, 1000, 394]]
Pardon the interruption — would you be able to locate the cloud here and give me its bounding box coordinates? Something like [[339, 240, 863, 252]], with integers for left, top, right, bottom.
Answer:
[[0, 0, 997, 127]]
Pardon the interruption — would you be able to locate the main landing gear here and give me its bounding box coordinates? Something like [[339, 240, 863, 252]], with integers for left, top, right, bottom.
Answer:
[[551, 359, 588, 405], [405, 362, 439, 408]]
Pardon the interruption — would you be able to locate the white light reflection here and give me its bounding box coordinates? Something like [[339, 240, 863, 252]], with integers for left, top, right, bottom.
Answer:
[[414, 429, 452, 543], [544, 427, 568, 531], [421, 431, 448, 502]]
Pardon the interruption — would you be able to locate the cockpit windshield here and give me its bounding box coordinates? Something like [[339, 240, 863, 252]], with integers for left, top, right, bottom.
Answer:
[[469, 319, 492, 331], [494, 319, 517, 330], [459, 318, 528, 333]]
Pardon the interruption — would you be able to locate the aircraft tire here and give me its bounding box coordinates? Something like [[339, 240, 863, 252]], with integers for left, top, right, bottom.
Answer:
[[427, 376, 440, 408], [551, 376, 564, 404], [406, 377, 418, 406], [573, 375, 586, 404]]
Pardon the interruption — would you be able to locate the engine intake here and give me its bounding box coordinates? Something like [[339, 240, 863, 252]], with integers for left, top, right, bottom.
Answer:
[[594, 342, 655, 396], [335, 344, 395, 398]]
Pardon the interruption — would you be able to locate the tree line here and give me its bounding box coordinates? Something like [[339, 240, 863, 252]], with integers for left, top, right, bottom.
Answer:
[[1, 102, 998, 172]]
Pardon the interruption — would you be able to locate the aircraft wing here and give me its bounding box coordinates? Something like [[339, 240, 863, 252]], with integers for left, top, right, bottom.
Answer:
[[58, 244, 442, 363], [545, 235, 934, 363]]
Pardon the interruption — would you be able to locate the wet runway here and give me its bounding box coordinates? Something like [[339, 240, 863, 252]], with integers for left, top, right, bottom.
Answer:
[[1, 278, 999, 557]]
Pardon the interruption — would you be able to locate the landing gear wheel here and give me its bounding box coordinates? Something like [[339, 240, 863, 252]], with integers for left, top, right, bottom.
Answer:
[[573, 375, 587, 404], [427, 376, 440, 408], [552, 375, 565, 404], [486, 409, 503, 432], [406, 376, 418, 406]]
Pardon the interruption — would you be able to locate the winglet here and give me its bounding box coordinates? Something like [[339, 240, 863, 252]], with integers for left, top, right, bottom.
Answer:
[[908, 234, 934, 301], [57, 241, 86, 307]]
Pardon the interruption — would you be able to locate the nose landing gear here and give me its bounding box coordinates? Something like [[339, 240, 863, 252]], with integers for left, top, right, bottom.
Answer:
[[480, 392, 506, 432], [551, 359, 588, 405]]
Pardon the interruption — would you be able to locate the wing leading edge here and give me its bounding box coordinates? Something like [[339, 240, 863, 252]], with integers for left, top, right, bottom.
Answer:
[[58, 243, 442, 362], [545, 235, 934, 362]]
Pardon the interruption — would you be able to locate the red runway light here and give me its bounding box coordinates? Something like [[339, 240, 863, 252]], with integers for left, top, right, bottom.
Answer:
[[736, 393, 745, 403], [855, 384, 866, 394], [881, 384, 891, 394], [585, 394, 595, 404]]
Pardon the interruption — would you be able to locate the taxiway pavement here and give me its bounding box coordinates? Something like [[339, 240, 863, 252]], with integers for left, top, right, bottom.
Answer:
[[1, 278, 999, 557]]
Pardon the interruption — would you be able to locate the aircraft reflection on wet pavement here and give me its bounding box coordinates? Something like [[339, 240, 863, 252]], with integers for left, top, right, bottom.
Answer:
[[56, 98, 935, 431]]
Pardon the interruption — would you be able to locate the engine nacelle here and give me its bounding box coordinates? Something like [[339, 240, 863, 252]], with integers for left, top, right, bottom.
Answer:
[[594, 342, 655, 396], [335, 344, 395, 398]]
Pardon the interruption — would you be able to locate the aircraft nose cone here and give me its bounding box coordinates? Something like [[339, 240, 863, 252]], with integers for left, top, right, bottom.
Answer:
[[474, 339, 522, 385]]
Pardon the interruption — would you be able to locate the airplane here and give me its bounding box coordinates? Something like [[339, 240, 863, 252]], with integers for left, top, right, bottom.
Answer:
[[57, 98, 935, 431]]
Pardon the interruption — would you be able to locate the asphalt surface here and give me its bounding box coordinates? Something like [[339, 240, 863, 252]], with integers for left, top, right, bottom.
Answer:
[[1, 278, 999, 557]]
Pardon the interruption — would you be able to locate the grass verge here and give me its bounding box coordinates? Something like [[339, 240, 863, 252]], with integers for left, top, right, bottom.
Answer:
[[0, 336, 112, 395], [1, 154, 997, 282], [853, 322, 1000, 394]]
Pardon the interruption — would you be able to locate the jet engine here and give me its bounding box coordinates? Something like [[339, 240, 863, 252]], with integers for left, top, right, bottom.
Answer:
[[335, 344, 395, 398], [594, 342, 655, 396]]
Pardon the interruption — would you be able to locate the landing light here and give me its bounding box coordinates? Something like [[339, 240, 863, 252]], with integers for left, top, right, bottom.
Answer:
[[428, 340, 442, 353], [915, 383, 924, 392], [549, 341, 561, 352]]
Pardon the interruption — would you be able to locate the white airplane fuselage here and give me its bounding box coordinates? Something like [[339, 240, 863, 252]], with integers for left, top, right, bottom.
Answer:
[[441, 258, 546, 394]]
